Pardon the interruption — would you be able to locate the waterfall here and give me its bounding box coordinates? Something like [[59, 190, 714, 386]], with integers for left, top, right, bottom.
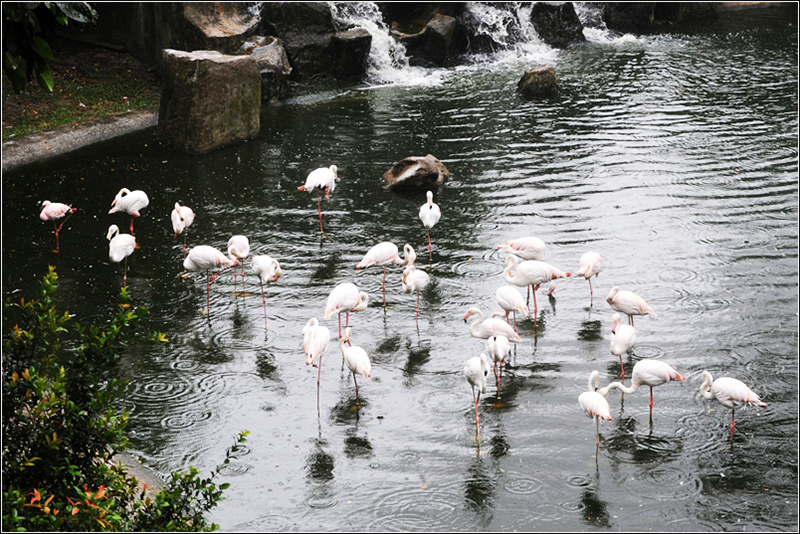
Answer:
[[328, 1, 445, 87]]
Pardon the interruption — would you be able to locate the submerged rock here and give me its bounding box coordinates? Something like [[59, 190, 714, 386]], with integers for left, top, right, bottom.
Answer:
[[517, 65, 559, 100], [158, 49, 261, 154], [384, 155, 451, 190]]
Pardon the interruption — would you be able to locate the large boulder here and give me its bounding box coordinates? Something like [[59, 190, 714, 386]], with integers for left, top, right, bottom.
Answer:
[[158, 49, 261, 154], [392, 13, 457, 67], [517, 65, 559, 100], [259, 2, 334, 81], [330, 29, 373, 80], [531, 2, 586, 48], [384, 155, 450, 191], [238, 36, 292, 103]]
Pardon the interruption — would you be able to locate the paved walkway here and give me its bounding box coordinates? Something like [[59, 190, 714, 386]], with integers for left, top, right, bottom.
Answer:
[[2, 108, 158, 173]]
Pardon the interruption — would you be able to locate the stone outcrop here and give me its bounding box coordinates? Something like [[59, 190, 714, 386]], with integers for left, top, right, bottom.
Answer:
[[158, 49, 261, 154], [330, 29, 373, 80], [517, 66, 559, 100], [238, 36, 292, 103], [259, 2, 370, 82], [384, 155, 450, 190], [531, 2, 586, 48], [392, 13, 458, 67]]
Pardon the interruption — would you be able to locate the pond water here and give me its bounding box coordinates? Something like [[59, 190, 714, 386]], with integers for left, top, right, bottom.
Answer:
[[3, 4, 798, 531]]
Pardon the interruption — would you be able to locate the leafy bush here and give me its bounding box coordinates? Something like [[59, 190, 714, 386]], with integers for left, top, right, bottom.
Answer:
[[2, 267, 245, 531]]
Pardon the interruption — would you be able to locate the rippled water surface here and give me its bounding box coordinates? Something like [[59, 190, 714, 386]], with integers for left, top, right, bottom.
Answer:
[[3, 5, 798, 531]]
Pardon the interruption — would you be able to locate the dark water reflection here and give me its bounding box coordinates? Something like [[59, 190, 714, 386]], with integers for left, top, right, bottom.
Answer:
[[2, 4, 798, 532]]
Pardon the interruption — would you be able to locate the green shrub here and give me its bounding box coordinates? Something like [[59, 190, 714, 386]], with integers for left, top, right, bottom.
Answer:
[[2, 266, 246, 531]]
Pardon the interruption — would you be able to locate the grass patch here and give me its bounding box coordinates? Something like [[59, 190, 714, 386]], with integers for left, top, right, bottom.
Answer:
[[2, 43, 160, 141]]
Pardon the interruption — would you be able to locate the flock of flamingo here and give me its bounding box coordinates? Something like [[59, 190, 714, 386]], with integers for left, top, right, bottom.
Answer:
[[39, 163, 767, 457]]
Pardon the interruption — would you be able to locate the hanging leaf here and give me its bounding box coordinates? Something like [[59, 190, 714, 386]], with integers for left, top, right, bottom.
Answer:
[[54, 2, 98, 24], [36, 64, 54, 92], [31, 35, 55, 61]]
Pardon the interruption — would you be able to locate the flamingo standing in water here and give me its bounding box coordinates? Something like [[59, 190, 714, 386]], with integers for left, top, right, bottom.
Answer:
[[700, 371, 767, 443], [599, 359, 684, 419], [502, 255, 571, 320], [579, 370, 613, 456], [303, 318, 331, 403], [40, 201, 77, 251], [606, 286, 656, 327], [418, 190, 441, 259], [340, 327, 371, 401], [610, 313, 636, 380], [463, 306, 522, 342], [297, 164, 338, 234], [464, 353, 491, 436], [183, 245, 240, 313], [171, 202, 195, 258], [401, 248, 430, 323], [491, 285, 529, 332], [109, 188, 149, 236], [497, 236, 546, 261], [227, 235, 250, 291], [486, 332, 511, 392], [323, 282, 369, 340], [106, 224, 136, 287], [251, 255, 282, 325], [356, 242, 413, 307], [576, 251, 603, 304]]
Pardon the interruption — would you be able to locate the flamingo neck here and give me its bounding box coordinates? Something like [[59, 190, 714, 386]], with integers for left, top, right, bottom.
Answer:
[[600, 380, 637, 396], [469, 310, 485, 337], [700, 374, 714, 400]]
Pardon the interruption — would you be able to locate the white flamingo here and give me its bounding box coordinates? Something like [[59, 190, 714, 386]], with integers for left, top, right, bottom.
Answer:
[[323, 282, 369, 340], [418, 190, 441, 259], [183, 245, 239, 313], [251, 255, 282, 324], [599, 359, 684, 418], [227, 235, 250, 290], [170, 202, 195, 258], [578, 370, 612, 453], [401, 256, 430, 323], [107, 224, 136, 287], [700, 371, 767, 443], [40, 200, 77, 251], [606, 286, 656, 327], [356, 242, 414, 306], [497, 236, 546, 261], [491, 285, 529, 331], [610, 313, 636, 380], [297, 164, 338, 234], [463, 306, 522, 342], [464, 353, 491, 435], [502, 255, 571, 319], [303, 318, 331, 402], [486, 332, 511, 391], [577, 251, 602, 303], [340, 327, 371, 401], [108, 188, 149, 235]]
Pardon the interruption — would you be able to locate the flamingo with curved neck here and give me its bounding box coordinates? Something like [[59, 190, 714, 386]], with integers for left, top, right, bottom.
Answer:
[[700, 371, 767, 443], [599, 359, 684, 418], [578, 370, 612, 454]]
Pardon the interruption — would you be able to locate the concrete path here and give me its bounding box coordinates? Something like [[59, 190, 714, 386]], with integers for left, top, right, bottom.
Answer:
[[2, 108, 158, 173]]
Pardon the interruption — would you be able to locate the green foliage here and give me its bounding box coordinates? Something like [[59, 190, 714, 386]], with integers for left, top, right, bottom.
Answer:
[[2, 267, 243, 531], [2, 2, 99, 93]]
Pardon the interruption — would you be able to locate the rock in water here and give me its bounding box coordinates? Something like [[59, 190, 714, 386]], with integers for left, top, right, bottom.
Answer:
[[384, 155, 450, 191], [517, 65, 559, 100], [158, 49, 261, 154]]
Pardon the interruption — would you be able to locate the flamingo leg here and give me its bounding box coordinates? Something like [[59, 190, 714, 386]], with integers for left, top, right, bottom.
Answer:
[[382, 267, 388, 308], [596, 416, 600, 449], [427, 228, 432, 260], [183, 231, 188, 259], [730, 407, 736, 443], [206, 271, 211, 313], [512, 311, 517, 332], [353, 373, 359, 401], [317, 192, 324, 235], [130, 217, 135, 236], [619, 354, 625, 381], [316, 355, 322, 412], [260, 281, 268, 325], [123, 257, 128, 288], [415, 291, 421, 321], [474, 389, 482, 437], [532, 285, 539, 320], [494, 361, 500, 392], [589, 278, 594, 304], [53, 221, 60, 250], [649, 386, 654, 415]]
